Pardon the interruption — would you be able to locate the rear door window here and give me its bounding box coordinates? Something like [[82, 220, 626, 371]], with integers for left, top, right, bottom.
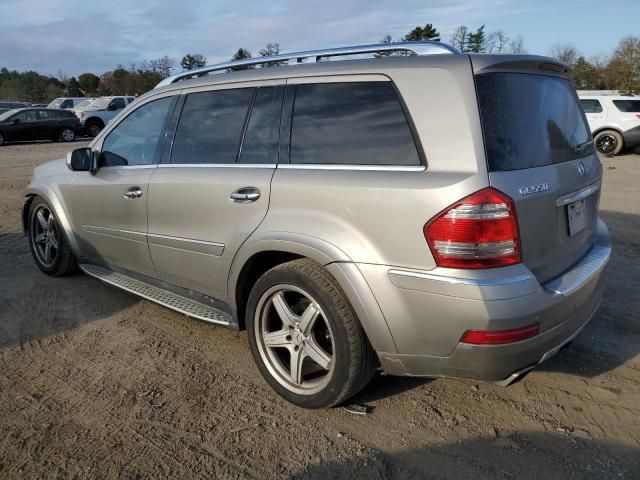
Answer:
[[476, 73, 592, 171], [612, 100, 640, 112], [110, 98, 126, 110], [290, 82, 421, 166], [171, 88, 254, 164], [580, 99, 603, 113]]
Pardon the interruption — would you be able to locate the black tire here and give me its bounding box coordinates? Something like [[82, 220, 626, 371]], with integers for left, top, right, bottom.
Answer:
[[0, 132, 4, 146], [246, 259, 378, 409], [594, 129, 623, 156], [59, 127, 76, 143], [27, 197, 77, 276], [86, 121, 103, 137]]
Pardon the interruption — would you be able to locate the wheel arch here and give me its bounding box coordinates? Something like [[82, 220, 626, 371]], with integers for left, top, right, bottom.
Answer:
[[23, 187, 82, 255], [592, 126, 624, 137], [85, 116, 105, 127], [228, 233, 397, 353]]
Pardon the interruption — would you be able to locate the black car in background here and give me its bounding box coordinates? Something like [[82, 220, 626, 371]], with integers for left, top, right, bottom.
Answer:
[[0, 101, 31, 114], [0, 108, 80, 146]]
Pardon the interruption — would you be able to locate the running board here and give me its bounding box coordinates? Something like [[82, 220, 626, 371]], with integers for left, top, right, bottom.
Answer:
[[79, 264, 231, 326]]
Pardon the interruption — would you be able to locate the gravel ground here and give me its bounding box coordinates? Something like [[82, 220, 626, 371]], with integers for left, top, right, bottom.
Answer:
[[0, 141, 638, 479]]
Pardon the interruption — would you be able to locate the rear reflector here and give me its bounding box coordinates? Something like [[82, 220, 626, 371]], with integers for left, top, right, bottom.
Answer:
[[461, 324, 539, 345], [424, 187, 521, 269]]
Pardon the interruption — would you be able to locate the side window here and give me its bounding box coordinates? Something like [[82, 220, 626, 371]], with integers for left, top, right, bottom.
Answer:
[[100, 96, 174, 167], [580, 99, 603, 114], [37, 110, 53, 120], [239, 86, 284, 164], [290, 82, 421, 166], [127, 97, 135, 104], [110, 98, 126, 110], [171, 88, 254, 164], [612, 100, 640, 113], [14, 110, 37, 122]]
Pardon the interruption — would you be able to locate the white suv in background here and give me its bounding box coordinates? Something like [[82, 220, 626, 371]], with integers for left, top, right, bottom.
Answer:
[[579, 94, 640, 155]]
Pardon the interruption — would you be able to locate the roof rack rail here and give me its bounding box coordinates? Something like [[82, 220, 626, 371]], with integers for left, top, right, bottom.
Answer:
[[155, 41, 459, 89]]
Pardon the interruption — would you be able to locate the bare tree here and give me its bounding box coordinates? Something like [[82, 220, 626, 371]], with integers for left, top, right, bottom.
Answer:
[[258, 43, 284, 67], [450, 25, 469, 52], [486, 30, 510, 53], [551, 43, 579, 67], [509, 35, 527, 54]]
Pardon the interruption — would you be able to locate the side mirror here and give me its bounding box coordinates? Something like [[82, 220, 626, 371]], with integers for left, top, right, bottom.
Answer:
[[106, 103, 117, 111], [66, 148, 92, 171], [13, 118, 20, 124]]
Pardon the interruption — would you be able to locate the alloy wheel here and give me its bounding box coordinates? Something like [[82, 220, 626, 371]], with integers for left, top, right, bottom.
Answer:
[[255, 285, 335, 395], [596, 134, 617, 154], [61, 128, 75, 142], [31, 206, 59, 267]]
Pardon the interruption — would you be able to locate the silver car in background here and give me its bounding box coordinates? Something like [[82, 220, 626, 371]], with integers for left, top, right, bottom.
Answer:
[[23, 42, 610, 408]]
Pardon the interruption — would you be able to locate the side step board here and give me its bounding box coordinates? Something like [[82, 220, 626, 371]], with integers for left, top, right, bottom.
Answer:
[[79, 264, 231, 326]]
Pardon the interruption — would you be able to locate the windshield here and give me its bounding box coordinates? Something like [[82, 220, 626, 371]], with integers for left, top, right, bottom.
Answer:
[[0, 109, 19, 122], [75, 99, 95, 109], [47, 98, 63, 109], [90, 98, 111, 109], [476, 73, 592, 172]]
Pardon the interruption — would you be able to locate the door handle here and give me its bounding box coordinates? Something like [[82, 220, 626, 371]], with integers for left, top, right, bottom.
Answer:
[[124, 186, 143, 199], [230, 187, 260, 204]]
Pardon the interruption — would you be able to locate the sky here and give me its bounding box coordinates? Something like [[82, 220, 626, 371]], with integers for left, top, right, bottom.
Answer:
[[0, 0, 638, 77]]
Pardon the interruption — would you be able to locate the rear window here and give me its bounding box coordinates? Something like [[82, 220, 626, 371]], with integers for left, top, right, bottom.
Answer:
[[476, 73, 592, 172], [613, 99, 640, 112], [290, 82, 421, 166]]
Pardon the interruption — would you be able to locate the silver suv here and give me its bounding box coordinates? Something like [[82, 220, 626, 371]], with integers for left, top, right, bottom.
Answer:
[[24, 42, 611, 408]]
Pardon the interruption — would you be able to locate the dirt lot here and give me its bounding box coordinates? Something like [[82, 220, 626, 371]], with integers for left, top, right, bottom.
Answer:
[[0, 141, 638, 479]]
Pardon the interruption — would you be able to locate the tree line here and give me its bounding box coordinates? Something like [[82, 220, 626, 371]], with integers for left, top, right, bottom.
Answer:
[[1, 24, 638, 103]]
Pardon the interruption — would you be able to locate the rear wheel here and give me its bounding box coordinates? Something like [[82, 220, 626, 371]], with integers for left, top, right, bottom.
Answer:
[[59, 127, 75, 143], [0, 132, 4, 146], [594, 129, 623, 156], [246, 259, 377, 409], [27, 197, 77, 276]]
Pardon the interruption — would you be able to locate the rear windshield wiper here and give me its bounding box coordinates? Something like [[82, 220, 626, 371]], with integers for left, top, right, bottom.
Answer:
[[573, 139, 594, 153]]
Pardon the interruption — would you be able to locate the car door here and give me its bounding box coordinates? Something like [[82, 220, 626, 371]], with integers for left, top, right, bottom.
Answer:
[[146, 82, 283, 300], [580, 98, 606, 132], [70, 93, 177, 277], [11, 110, 38, 141], [35, 109, 58, 139]]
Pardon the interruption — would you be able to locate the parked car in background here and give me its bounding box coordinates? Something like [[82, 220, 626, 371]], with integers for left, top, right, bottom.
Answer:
[[0, 101, 30, 114], [579, 94, 640, 155], [47, 97, 90, 110], [23, 42, 610, 409], [31, 103, 49, 108], [0, 108, 79, 146], [77, 96, 135, 136]]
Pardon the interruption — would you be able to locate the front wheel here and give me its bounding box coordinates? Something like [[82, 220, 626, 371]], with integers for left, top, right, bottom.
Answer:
[[27, 197, 77, 276], [246, 259, 377, 409], [86, 121, 102, 137], [594, 130, 623, 156]]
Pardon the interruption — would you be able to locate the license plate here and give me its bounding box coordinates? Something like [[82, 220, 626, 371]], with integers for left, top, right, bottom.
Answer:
[[567, 198, 588, 236]]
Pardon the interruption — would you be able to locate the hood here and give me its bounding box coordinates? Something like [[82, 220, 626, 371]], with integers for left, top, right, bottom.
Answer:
[[32, 157, 67, 179]]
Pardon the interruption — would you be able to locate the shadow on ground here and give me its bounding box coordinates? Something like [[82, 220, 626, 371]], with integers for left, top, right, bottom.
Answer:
[[292, 431, 639, 479]]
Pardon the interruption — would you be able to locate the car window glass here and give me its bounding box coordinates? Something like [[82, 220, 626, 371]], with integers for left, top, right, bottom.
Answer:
[[14, 110, 37, 122], [100, 96, 174, 167], [290, 82, 421, 166], [239, 86, 283, 164], [127, 97, 135, 103], [110, 98, 126, 109], [171, 88, 254, 164], [37, 110, 53, 120], [580, 99, 603, 114], [612, 100, 640, 113], [60, 100, 73, 109]]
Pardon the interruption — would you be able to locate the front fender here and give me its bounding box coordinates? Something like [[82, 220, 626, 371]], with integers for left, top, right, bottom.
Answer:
[[228, 232, 397, 353], [23, 185, 81, 255]]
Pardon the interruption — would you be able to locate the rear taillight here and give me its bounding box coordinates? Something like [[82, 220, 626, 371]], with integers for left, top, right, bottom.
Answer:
[[424, 187, 521, 269], [460, 324, 539, 345]]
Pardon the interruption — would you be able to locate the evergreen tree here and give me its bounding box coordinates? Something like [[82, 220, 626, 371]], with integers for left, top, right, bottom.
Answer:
[[227, 48, 254, 71], [403, 23, 440, 41], [181, 53, 207, 71]]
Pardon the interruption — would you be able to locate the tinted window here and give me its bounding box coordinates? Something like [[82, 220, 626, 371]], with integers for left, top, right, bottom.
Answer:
[[110, 98, 126, 109], [127, 97, 135, 103], [290, 82, 420, 166], [171, 88, 254, 164], [239, 86, 283, 164], [476, 73, 592, 172], [613, 100, 640, 113], [100, 96, 174, 167], [14, 110, 37, 122], [60, 99, 73, 109], [37, 110, 55, 120], [580, 99, 603, 113]]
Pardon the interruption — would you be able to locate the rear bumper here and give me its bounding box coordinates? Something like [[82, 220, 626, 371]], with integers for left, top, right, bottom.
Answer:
[[622, 125, 640, 150], [364, 218, 611, 383]]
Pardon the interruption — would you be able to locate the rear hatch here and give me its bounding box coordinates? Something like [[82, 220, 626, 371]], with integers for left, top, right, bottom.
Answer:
[[473, 59, 602, 284]]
